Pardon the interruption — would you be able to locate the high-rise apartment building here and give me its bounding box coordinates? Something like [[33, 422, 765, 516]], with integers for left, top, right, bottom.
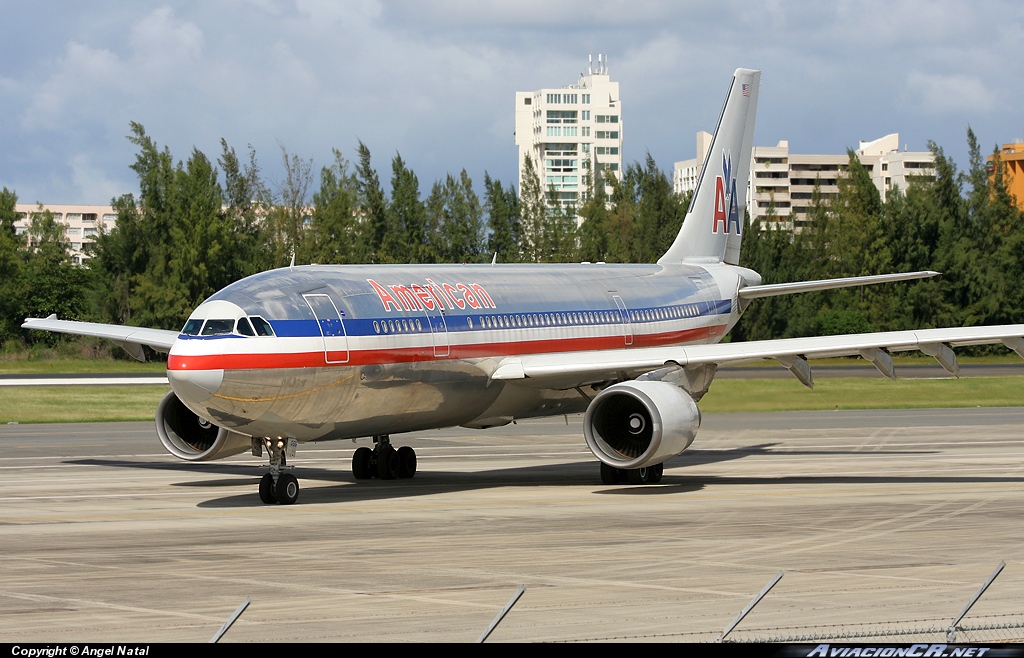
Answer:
[[515, 55, 623, 224], [675, 132, 934, 231], [988, 142, 1024, 210], [13, 204, 117, 264]]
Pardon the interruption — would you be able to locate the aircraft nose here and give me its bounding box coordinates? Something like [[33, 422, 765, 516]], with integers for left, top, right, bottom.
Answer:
[[168, 368, 224, 404]]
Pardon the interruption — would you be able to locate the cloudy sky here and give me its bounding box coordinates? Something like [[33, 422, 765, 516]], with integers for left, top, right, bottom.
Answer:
[[2, 1, 1022, 205]]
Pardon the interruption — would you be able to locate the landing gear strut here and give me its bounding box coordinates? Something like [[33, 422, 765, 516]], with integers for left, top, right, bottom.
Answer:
[[258, 437, 300, 505], [600, 462, 663, 485], [352, 435, 417, 480]]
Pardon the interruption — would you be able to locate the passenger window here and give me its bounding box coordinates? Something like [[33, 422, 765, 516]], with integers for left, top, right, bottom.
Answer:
[[201, 319, 235, 336], [250, 316, 276, 336], [236, 317, 255, 336], [181, 319, 203, 336]]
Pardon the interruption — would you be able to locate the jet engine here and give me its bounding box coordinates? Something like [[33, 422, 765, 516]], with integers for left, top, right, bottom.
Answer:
[[156, 390, 252, 461], [583, 380, 701, 469]]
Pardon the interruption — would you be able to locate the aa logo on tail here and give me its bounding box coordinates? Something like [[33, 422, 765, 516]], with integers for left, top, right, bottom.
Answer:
[[713, 153, 742, 235]]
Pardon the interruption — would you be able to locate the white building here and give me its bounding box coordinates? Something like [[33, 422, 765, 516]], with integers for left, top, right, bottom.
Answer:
[[672, 131, 712, 197], [515, 54, 623, 224], [13, 204, 117, 264], [675, 132, 935, 231]]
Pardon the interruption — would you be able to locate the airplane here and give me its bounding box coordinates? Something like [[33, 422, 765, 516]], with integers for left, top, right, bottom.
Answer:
[[23, 68, 1024, 505]]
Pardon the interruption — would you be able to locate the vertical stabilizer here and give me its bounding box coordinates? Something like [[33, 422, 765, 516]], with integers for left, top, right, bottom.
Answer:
[[659, 69, 760, 265]]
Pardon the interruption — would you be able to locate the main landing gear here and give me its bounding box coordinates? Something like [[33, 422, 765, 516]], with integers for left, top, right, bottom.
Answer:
[[600, 462, 664, 485], [258, 437, 300, 505], [352, 434, 417, 480]]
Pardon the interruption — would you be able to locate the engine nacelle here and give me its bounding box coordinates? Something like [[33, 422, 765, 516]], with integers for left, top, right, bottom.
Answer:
[[584, 380, 701, 469], [156, 390, 252, 462]]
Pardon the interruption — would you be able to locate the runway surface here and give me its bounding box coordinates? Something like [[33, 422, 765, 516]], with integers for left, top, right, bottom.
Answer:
[[2, 409, 1023, 643]]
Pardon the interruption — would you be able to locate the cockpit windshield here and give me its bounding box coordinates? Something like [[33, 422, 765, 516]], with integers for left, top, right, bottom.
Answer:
[[201, 319, 236, 336], [181, 319, 203, 336], [250, 316, 275, 336], [180, 316, 275, 337]]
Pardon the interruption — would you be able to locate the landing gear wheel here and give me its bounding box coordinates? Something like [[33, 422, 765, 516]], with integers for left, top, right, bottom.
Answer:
[[259, 472, 277, 504], [648, 463, 664, 484], [397, 446, 417, 479], [352, 447, 374, 479], [276, 473, 299, 504], [627, 466, 654, 485], [377, 446, 400, 480], [600, 462, 626, 485]]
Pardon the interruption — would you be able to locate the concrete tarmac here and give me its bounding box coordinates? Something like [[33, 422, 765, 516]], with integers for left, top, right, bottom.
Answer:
[[1, 409, 1023, 643]]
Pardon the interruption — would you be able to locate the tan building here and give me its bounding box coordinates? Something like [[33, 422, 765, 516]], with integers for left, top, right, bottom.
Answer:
[[675, 132, 935, 231], [13, 204, 117, 264], [988, 142, 1024, 209], [515, 54, 623, 224], [672, 131, 712, 197]]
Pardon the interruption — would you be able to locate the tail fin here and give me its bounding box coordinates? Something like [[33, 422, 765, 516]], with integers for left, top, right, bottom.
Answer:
[[659, 68, 760, 266]]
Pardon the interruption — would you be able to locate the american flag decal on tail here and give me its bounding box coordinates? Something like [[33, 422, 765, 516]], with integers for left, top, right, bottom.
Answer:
[[741, 83, 750, 97]]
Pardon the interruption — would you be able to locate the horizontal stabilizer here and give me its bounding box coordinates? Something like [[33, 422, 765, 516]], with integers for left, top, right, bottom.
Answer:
[[737, 271, 939, 300]]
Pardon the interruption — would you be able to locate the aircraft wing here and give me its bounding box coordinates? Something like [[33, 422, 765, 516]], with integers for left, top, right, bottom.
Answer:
[[489, 325, 1024, 390], [21, 315, 178, 362]]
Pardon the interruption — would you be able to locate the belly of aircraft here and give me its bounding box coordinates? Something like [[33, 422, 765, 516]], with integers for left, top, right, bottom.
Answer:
[[188, 360, 507, 441]]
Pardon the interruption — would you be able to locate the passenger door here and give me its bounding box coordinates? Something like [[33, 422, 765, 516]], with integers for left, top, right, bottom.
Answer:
[[303, 293, 350, 364]]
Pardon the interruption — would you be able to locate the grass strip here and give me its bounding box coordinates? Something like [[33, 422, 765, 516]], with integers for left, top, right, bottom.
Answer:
[[2, 376, 1024, 424], [0, 359, 167, 375], [699, 376, 1024, 413], [0, 386, 169, 424]]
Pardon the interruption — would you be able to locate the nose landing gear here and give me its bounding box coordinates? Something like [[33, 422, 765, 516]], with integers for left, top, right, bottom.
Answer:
[[351, 434, 417, 481], [258, 437, 300, 505]]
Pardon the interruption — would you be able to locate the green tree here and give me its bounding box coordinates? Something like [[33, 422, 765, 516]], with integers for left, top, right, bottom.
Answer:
[[220, 140, 272, 276], [306, 149, 361, 264], [632, 153, 685, 262], [578, 158, 609, 262], [484, 173, 521, 263], [387, 153, 432, 263], [133, 149, 232, 329], [269, 145, 313, 266], [518, 153, 547, 262], [355, 141, 389, 263], [19, 206, 90, 336], [0, 188, 25, 342], [427, 171, 484, 263]]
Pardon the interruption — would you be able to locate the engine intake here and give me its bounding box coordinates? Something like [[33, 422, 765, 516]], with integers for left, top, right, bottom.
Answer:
[[584, 380, 701, 469], [156, 390, 252, 462]]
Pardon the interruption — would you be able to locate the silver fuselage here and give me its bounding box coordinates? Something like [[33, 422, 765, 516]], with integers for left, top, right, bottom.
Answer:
[[167, 262, 750, 443]]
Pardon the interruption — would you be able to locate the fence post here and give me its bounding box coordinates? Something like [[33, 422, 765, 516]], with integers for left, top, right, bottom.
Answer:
[[947, 562, 1005, 643], [717, 571, 784, 642], [209, 597, 251, 643], [476, 585, 526, 643]]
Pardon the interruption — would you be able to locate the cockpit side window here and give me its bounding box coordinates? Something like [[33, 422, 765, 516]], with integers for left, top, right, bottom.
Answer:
[[201, 319, 235, 336], [250, 316, 275, 337], [181, 319, 204, 336], [236, 317, 255, 336]]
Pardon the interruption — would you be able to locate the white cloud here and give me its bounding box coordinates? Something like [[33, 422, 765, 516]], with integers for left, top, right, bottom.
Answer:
[[22, 42, 127, 131], [3, 0, 1024, 204], [128, 6, 204, 70], [905, 72, 996, 115], [68, 153, 127, 205]]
